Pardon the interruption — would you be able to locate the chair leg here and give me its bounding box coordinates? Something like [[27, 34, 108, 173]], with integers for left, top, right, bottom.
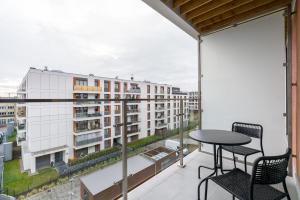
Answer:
[[216, 147, 220, 165], [244, 156, 248, 173], [233, 153, 237, 168], [204, 179, 209, 200], [232, 195, 235, 200], [283, 180, 291, 200]]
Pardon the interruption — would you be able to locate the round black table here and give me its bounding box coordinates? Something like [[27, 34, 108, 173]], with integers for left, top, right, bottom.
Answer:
[[189, 129, 251, 200]]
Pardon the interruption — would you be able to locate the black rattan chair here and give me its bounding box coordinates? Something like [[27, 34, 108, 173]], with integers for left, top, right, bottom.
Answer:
[[203, 148, 291, 200], [222, 122, 264, 173]]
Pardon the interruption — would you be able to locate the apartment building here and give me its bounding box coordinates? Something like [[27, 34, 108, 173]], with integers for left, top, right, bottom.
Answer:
[[17, 68, 188, 173], [188, 91, 198, 113], [0, 103, 15, 127]]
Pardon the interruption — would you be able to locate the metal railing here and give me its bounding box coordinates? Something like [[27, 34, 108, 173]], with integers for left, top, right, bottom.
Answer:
[[0, 97, 192, 200]]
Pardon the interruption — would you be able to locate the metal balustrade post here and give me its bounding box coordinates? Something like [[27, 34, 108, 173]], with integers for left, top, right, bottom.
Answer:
[[178, 98, 185, 168], [121, 99, 128, 200], [198, 35, 202, 151]]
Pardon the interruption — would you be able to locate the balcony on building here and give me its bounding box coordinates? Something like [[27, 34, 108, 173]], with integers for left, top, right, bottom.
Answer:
[[16, 106, 26, 118], [73, 78, 101, 93], [74, 133, 102, 149], [127, 125, 140, 135], [74, 119, 101, 134]]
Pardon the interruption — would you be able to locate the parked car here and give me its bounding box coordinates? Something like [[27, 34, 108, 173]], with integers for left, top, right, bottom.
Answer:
[[165, 140, 188, 156]]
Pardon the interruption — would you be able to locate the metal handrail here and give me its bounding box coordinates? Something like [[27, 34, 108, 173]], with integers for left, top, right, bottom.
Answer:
[[1, 97, 195, 199]]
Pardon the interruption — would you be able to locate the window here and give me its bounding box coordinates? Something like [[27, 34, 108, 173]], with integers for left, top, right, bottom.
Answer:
[[147, 121, 150, 128], [104, 140, 111, 148], [155, 86, 158, 93], [147, 112, 150, 120], [104, 80, 110, 92], [147, 95, 150, 102], [104, 117, 111, 127], [147, 104, 150, 111], [167, 87, 170, 94], [75, 78, 88, 86], [147, 85, 150, 93], [114, 82, 120, 92], [104, 128, 111, 138], [147, 130, 151, 136]]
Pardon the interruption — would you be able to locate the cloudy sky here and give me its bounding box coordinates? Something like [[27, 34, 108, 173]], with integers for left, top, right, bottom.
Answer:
[[0, 0, 197, 97]]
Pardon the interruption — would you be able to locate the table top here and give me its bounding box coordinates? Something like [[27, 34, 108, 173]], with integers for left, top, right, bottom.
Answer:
[[189, 129, 251, 146]]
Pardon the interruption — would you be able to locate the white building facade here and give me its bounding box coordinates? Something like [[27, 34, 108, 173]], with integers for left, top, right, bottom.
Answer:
[[188, 91, 198, 113], [17, 68, 188, 173], [0, 103, 15, 127]]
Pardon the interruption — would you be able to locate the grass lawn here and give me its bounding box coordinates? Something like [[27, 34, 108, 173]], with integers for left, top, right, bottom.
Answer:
[[3, 159, 58, 196], [7, 129, 17, 142]]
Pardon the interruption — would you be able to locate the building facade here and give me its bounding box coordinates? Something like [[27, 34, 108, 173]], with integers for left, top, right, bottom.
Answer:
[[17, 68, 189, 173], [0, 103, 15, 127], [188, 91, 198, 113]]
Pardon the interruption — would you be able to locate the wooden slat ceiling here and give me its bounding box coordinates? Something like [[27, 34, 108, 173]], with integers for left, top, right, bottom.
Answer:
[[163, 0, 292, 35]]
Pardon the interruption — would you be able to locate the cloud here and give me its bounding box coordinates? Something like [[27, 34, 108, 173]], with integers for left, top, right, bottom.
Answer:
[[0, 0, 197, 97]]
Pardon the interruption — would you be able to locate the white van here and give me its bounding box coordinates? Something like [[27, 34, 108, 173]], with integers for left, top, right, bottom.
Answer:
[[165, 140, 189, 156]]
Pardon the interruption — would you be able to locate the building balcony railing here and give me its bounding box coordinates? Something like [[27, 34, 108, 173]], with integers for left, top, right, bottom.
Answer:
[[155, 123, 167, 128], [127, 88, 141, 93], [155, 106, 165, 111], [127, 128, 140, 134], [73, 85, 101, 92], [73, 100, 101, 105], [155, 115, 165, 119], [127, 119, 141, 124], [18, 124, 26, 130], [75, 112, 102, 118], [115, 110, 121, 114], [115, 130, 121, 136], [74, 125, 101, 133], [127, 109, 140, 113], [75, 137, 102, 147], [104, 132, 111, 138], [104, 111, 111, 115], [104, 122, 111, 127]]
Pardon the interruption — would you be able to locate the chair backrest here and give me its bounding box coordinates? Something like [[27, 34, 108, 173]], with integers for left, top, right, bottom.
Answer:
[[232, 122, 263, 139], [251, 148, 291, 185]]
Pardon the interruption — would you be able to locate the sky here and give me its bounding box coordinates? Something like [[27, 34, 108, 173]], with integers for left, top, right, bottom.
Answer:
[[0, 0, 197, 97]]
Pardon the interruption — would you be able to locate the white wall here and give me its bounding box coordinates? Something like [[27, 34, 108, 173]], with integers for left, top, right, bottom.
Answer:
[[201, 12, 288, 158]]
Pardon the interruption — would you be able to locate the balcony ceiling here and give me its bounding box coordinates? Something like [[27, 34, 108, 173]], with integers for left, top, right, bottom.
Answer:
[[143, 0, 291, 38]]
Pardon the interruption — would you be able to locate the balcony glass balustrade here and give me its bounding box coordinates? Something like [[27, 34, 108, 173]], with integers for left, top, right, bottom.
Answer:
[[74, 112, 102, 118], [75, 136, 102, 147]]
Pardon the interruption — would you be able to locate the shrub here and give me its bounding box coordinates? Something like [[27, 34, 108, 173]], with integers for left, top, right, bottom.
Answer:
[[68, 146, 120, 166]]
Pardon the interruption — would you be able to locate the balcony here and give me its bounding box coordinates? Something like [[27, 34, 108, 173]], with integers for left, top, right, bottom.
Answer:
[[155, 106, 165, 111], [73, 85, 101, 93], [75, 136, 102, 148], [127, 150, 298, 200], [74, 112, 102, 119], [155, 114, 165, 120], [127, 128, 140, 134], [127, 88, 141, 93], [18, 124, 26, 131], [74, 124, 101, 133], [127, 109, 140, 114], [73, 100, 101, 106], [17, 107, 26, 118], [155, 123, 167, 128]]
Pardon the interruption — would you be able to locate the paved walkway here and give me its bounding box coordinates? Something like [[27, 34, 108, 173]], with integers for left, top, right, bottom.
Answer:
[[27, 177, 81, 200]]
